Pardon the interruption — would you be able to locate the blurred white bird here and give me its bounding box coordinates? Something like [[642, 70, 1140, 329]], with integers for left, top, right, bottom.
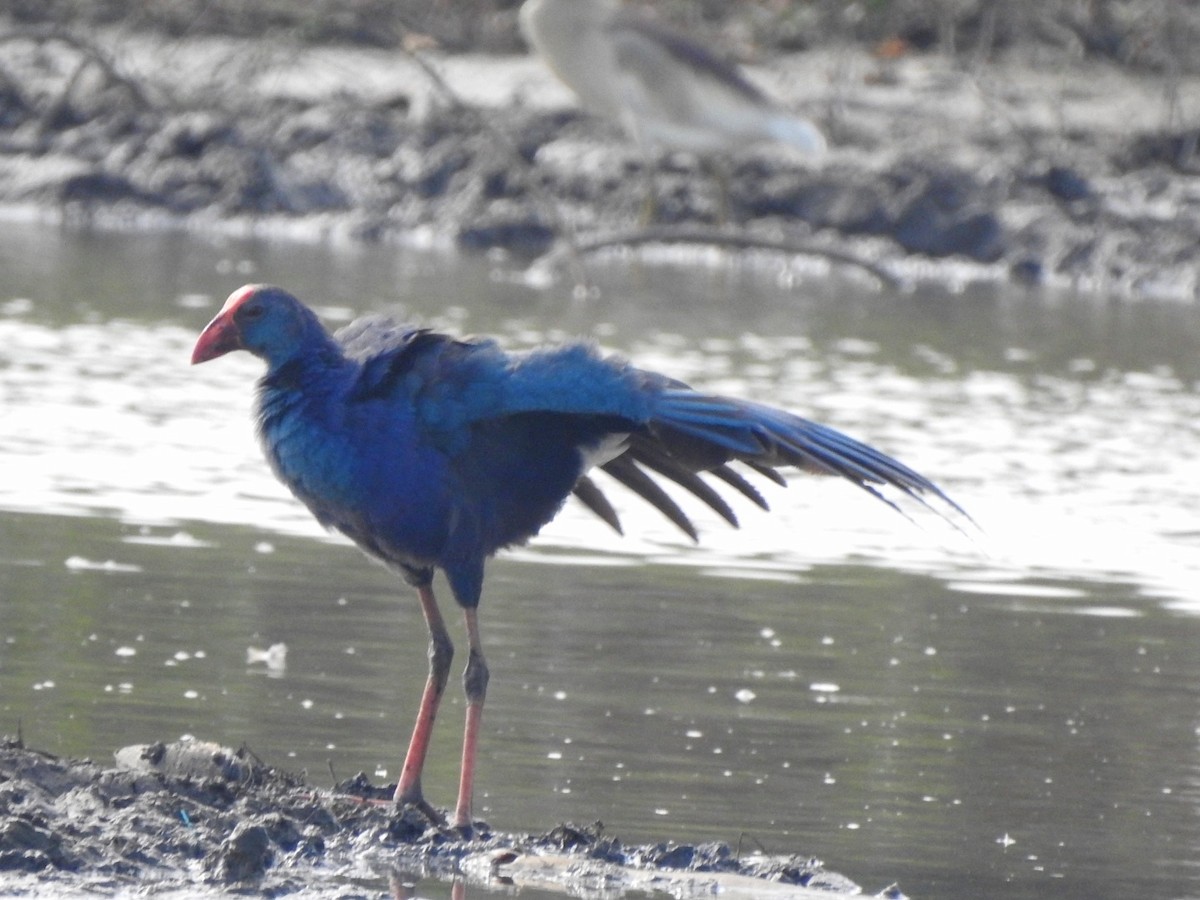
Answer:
[[519, 0, 825, 217]]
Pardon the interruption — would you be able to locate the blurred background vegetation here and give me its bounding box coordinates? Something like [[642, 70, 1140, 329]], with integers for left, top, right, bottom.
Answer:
[[1, 0, 1198, 73]]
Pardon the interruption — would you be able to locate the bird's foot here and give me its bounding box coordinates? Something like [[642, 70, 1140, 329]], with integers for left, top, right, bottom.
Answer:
[[450, 817, 490, 841], [398, 795, 447, 828], [395, 800, 485, 841]]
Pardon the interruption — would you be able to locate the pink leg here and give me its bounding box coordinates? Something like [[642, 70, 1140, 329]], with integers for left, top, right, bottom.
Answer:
[[393, 583, 453, 822], [452, 606, 489, 831]]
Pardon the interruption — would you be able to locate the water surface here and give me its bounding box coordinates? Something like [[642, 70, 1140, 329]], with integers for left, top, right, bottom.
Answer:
[[1, 223, 1199, 899]]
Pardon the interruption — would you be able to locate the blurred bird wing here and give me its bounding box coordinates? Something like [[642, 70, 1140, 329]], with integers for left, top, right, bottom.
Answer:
[[608, 15, 774, 149], [608, 14, 825, 155], [610, 14, 765, 106]]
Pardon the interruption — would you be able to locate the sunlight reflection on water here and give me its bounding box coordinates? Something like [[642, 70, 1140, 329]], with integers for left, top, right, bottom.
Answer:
[[2, 258, 1199, 609]]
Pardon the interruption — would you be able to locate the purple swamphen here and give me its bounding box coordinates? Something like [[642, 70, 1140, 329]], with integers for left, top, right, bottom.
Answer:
[[191, 284, 966, 833]]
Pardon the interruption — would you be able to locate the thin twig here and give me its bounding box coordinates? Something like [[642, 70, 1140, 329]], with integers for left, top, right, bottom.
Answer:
[[546, 224, 902, 287]]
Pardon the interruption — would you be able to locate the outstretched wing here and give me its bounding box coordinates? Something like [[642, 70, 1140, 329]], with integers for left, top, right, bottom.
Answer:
[[339, 323, 964, 541]]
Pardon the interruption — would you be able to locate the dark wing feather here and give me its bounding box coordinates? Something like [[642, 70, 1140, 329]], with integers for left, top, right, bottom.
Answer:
[[573, 475, 623, 535], [610, 11, 768, 104], [599, 455, 700, 542], [644, 388, 970, 524], [708, 464, 769, 510], [623, 434, 740, 528]]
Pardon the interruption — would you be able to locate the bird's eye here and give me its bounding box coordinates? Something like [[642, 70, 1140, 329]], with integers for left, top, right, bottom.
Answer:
[[241, 303, 265, 320]]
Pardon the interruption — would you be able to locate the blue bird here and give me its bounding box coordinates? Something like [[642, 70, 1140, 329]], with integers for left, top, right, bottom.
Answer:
[[191, 284, 965, 833]]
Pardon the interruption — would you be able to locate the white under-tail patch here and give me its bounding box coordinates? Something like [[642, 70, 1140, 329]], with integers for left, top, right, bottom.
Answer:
[[580, 432, 629, 473]]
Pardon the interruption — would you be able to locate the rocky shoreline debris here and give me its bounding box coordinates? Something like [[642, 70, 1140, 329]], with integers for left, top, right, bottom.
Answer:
[[0, 16, 1195, 299]]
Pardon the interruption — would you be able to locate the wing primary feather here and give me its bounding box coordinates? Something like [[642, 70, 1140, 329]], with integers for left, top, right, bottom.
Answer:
[[652, 391, 971, 528], [573, 476, 624, 534], [743, 459, 788, 486], [709, 464, 769, 510], [653, 416, 768, 457], [625, 441, 740, 528], [600, 457, 699, 541], [773, 423, 973, 523]]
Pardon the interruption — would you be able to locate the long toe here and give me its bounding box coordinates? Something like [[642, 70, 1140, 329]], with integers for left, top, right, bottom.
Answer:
[[395, 792, 448, 828]]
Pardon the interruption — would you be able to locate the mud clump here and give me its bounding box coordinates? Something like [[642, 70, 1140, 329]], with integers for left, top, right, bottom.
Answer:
[[0, 736, 886, 898]]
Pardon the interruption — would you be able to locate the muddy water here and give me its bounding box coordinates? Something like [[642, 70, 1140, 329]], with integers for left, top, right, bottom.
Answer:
[[1, 222, 1199, 899]]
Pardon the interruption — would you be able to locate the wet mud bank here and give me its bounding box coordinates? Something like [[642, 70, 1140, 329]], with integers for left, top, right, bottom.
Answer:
[[0, 20, 1196, 299], [0, 737, 890, 898]]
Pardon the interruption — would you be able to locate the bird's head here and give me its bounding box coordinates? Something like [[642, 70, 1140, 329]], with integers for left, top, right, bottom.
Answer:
[[191, 284, 324, 367]]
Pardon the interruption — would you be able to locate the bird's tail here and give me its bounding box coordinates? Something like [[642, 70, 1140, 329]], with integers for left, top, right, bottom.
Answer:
[[764, 114, 827, 156]]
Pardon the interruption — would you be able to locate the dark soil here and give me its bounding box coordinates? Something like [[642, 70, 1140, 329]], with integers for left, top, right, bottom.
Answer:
[[0, 736, 879, 898], [0, 5, 1196, 298]]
